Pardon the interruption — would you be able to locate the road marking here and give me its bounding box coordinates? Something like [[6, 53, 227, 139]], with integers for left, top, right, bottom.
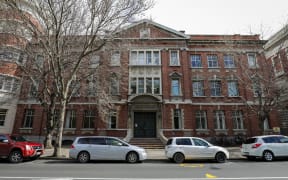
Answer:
[[206, 173, 218, 178], [180, 163, 204, 168]]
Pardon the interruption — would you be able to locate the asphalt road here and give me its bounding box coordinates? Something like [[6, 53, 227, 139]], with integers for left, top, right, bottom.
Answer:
[[0, 159, 288, 180]]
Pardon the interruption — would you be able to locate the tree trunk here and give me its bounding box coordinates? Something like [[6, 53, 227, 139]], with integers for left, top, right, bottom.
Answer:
[[53, 100, 66, 157]]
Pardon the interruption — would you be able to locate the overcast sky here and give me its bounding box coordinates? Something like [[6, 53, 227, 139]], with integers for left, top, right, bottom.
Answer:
[[144, 0, 288, 39]]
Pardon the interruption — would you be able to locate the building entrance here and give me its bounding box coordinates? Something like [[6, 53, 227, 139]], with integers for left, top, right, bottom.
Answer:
[[134, 112, 156, 138]]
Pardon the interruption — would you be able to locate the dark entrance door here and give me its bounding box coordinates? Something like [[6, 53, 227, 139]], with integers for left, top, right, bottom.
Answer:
[[134, 112, 156, 138]]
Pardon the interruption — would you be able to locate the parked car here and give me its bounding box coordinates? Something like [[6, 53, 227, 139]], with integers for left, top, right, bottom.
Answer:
[[69, 136, 147, 163], [241, 135, 288, 161], [0, 134, 44, 163], [165, 137, 229, 163]]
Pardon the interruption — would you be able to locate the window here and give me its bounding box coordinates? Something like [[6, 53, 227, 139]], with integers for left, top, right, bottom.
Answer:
[[83, 110, 95, 129], [224, 55, 235, 68], [33, 55, 44, 69], [110, 75, 119, 95], [0, 75, 20, 93], [214, 111, 225, 129], [210, 80, 221, 96], [252, 81, 262, 97], [29, 80, 39, 97], [65, 110, 76, 128], [146, 78, 152, 93], [272, 55, 284, 75], [196, 110, 207, 129], [191, 55, 202, 68], [130, 50, 160, 65], [0, 109, 7, 126], [153, 78, 160, 94], [192, 81, 204, 96], [207, 55, 218, 68], [130, 77, 161, 95], [173, 109, 182, 129], [23, 109, 34, 128], [232, 111, 244, 129], [109, 110, 117, 129], [176, 138, 192, 145], [70, 80, 80, 97], [87, 76, 97, 97], [170, 50, 180, 66], [193, 138, 209, 146], [90, 55, 100, 68], [248, 53, 257, 68], [110, 51, 120, 66], [227, 81, 239, 97], [171, 79, 181, 96], [0, 49, 26, 64]]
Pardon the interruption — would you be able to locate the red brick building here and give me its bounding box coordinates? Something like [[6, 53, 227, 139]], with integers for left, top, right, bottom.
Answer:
[[1, 18, 282, 144]]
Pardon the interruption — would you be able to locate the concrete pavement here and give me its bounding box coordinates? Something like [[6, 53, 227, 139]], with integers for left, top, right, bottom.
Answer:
[[40, 147, 244, 160]]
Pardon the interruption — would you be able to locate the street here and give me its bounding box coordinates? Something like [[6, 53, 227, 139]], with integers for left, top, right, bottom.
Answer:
[[0, 159, 288, 179]]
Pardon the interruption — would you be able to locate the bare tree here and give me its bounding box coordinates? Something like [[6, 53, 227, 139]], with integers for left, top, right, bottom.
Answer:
[[4, 0, 153, 157]]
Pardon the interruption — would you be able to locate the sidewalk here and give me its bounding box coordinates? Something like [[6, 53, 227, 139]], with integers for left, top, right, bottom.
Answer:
[[40, 147, 244, 160]]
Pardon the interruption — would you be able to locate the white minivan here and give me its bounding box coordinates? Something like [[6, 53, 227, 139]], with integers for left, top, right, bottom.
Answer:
[[241, 135, 288, 161], [69, 136, 147, 163]]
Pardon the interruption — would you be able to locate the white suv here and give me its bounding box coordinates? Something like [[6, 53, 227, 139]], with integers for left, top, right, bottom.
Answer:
[[165, 137, 229, 163], [241, 135, 288, 161]]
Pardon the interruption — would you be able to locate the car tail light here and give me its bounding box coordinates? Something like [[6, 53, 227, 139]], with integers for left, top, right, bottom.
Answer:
[[70, 144, 75, 149], [252, 143, 262, 148], [240, 145, 242, 149]]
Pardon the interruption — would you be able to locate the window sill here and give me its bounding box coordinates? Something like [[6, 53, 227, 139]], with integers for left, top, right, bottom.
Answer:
[[193, 96, 207, 97]]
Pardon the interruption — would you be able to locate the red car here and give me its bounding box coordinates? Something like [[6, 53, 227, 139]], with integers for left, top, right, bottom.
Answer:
[[0, 134, 44, 163]]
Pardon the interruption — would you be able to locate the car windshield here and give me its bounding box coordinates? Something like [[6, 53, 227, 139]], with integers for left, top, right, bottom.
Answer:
[[10, 135, 27, 142]]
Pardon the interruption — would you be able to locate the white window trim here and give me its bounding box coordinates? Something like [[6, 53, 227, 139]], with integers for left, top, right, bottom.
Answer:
[[130, 50, 161, 65]]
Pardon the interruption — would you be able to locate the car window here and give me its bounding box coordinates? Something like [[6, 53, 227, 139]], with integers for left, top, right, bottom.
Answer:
[[77, 138, 89, 144], [279, 136, 288, 143], [193, 138, 209, 146], [243, 138, 257, 144], [10, 135, 27, 142], [106, 138, 124, 146], [166, 139, 172, 145], [90, 137, 106, 145], [263, 137, 280, 143], [176, 138, 192, 145], [0, 135, 7, 142]]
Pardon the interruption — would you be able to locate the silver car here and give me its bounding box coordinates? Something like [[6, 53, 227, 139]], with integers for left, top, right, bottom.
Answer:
[[165, 137, 229, 163], [241, 135, 288, 161], [69, 136, 147, 163]]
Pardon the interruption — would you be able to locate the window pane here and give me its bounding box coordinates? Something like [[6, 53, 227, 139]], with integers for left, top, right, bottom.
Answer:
[[174, 109, 182, 129], [23, 109, 34, 128], [210, 81, 221, 96], [196, 111, 207, 129], [153, 51, 160, 65], [0, 109, 7, 126], [130, 78, 137, 94], [146, 78, 152, 93], [248, 54, 256, 67], [171, 79, 180, 95], [138, 78, 144, 93], [170, 51, 179, 65], [214, 111, 225, 129], [146, 51, 152, 64], [224, 55, 235, 68], [193, 81, 204, 96], [154, 78, 160, 94], [191, 55, 202, 67], [83, 110, 95, 129], [208, 55, 218, 67], [228, 81, 239, 96]]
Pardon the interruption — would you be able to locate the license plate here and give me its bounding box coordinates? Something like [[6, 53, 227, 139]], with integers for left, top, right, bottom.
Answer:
[[36, 152, 42, 155]]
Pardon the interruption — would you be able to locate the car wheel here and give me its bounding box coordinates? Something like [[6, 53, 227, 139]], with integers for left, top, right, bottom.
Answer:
[[126, 152, 139, 163], [77, 151, 90, 163], [215, 152, 226, 163], [9, 150, 23, 163], [173, 152, 185, 163], [263, 151, 274, 161]]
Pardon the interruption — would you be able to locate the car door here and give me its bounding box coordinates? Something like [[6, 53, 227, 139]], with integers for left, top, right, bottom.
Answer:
[[89, 137, 108, 160], [175, 138, 195, 159], [263, 136, 282, 157], [279, 136, 288, 156], [191, 138, 214, 159], [105, 137, 128, 160]]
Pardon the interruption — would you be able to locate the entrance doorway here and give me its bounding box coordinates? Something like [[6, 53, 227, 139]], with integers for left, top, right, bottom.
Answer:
[[134, 112, 156, 138]]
